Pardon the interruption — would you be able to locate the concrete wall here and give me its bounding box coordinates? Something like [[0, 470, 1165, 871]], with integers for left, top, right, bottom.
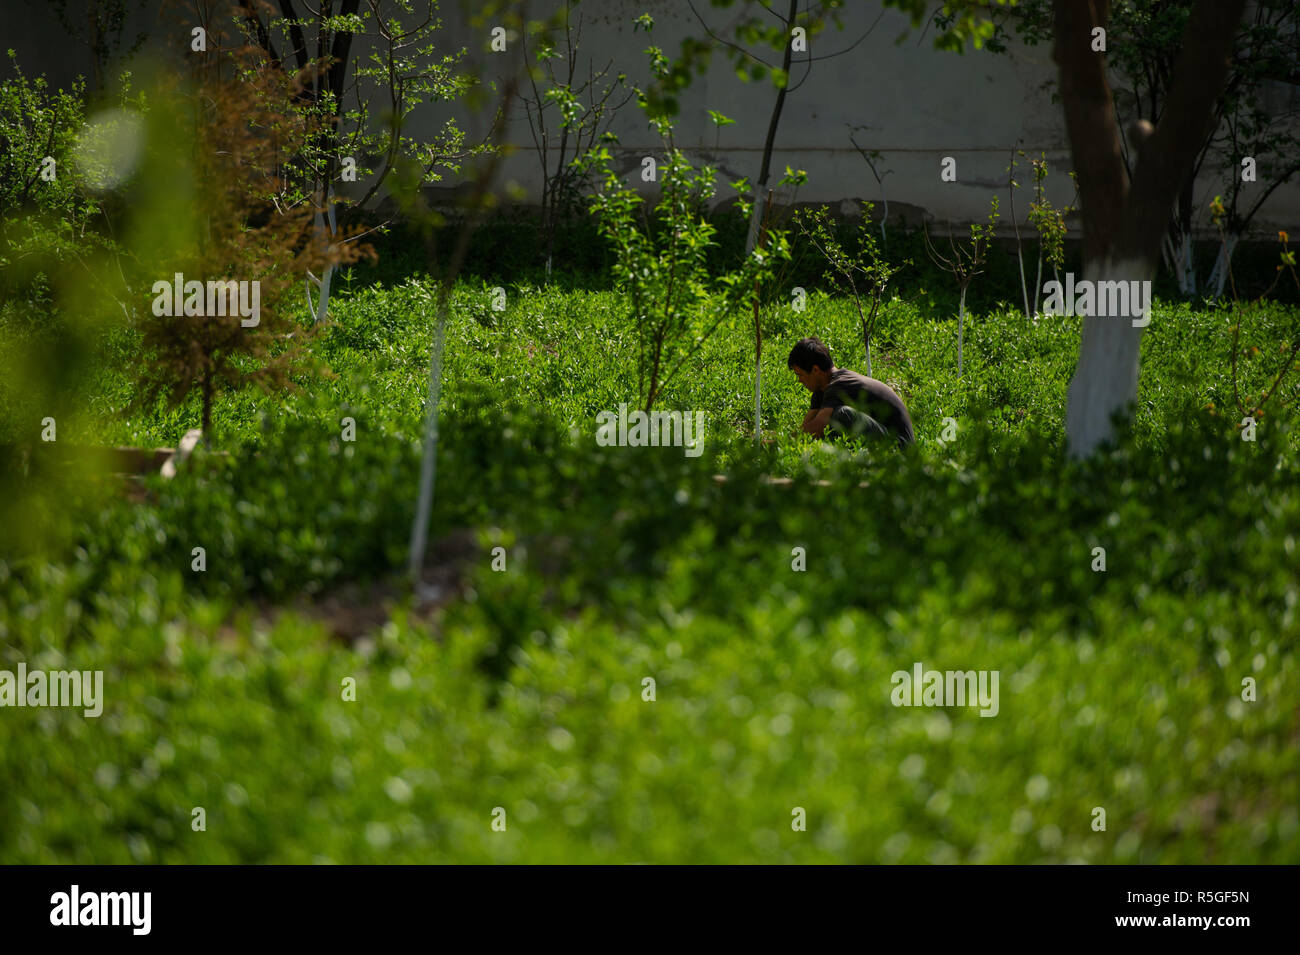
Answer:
[[5, 0, 1298, 236]]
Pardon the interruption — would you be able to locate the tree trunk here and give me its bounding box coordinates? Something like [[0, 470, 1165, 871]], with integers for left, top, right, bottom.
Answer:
[[957, 286, 966, 378], [544, 208, 556, 279], [1063, 257, 1154, 455], [746, 192, 769, 258], [861, 316, 873, 376], [1032, 247, 1043, 317], [545, 127, 570, 279], [89, 6, 104, 94], [753, 291, 763, 441], [1207, 232, 1239, 301], [1010, 151, 1029, 320], [1165, 228, 1196, 297], [1017, 245, 1030, 321], [200, 367, 213, 448], [408, 294, 448, 581], [407, 66, 523, 585], [1052, 0, 1247, 456], [1174, 174, 1197, 296], [308, 188, 337, 324], [745, 0, 798, 256], [1180, 232, 1196, 297]]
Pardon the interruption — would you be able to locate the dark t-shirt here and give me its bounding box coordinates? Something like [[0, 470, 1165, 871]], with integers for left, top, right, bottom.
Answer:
[[811, 368, 915, 447]]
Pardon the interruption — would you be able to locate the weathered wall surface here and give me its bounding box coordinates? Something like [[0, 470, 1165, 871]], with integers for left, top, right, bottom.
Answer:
[[6, 0, 1298, 235]]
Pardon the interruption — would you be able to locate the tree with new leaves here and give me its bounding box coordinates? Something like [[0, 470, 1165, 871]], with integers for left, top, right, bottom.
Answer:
[[1050, 0, 1249, 456], [794, 201, 903, 376], [847, 125, 894, 246], [48, 0, 150, 96], [1211, 205, 1300, 426], [231, 0, 484, 324], [681, 0, 857, 255], [741, 169, 800, 439], [520, 0, 633, 277], [397, 0, 576, 584], [1020, 151, 1077, 318], [627, 2, 1007, 434], [640, 1, 1014, 255], [1005, 146, 1031, 319], [1006, 0, 1299, 300], [129, 41, 366, 444], [923, 197, 999, 378], [582, 136, 790, 416], [1206, 58, 1300, 300], [593, 15, 792, 422], [0, 52, 125, 494], [0, 55, 109, 307]]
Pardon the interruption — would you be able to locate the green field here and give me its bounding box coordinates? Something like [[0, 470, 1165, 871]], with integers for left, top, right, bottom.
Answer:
[[2, 254, 1299, 863]]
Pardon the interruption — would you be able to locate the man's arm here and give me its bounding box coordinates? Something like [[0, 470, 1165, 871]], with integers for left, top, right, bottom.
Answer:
[[801, 407, 834, 437]]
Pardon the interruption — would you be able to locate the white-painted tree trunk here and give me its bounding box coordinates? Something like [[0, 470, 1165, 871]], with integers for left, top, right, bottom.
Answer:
[[1064, 257, 1154, 457], [1046, 265, 1060, 324], [749, 189, 769, 436], [306, 189, 337, 324], [1017, 247, 1030, 320], [1162, 230, 1197, 298], [1032, 249, 1043, 317], [745, 191, 767, 256], [407, 291, 449, 583], [1179, 232, 1195, 297], [957, 287, 966, 378], [1207, 232, 1239, 301]]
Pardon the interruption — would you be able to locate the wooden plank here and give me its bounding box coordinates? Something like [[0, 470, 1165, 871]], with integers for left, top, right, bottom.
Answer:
[[711, 473, 869, 488], [2, 442, 194, 475]]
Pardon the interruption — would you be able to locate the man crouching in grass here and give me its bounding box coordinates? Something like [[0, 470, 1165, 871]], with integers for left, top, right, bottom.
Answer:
[[788, 337, 915, 449]]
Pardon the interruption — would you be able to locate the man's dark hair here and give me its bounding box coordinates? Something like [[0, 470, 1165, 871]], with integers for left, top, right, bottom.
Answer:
[[788, 337, 833, 373]]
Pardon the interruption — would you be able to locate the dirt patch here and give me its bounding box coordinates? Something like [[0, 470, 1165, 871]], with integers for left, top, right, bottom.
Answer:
[[219, 528, 483, 644]]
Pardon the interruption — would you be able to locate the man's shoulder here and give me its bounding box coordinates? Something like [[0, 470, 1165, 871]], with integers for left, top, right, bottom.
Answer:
[[828, 368, 887, 397], [829, 368, 871, 387], [845, 369, 904, 392]]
